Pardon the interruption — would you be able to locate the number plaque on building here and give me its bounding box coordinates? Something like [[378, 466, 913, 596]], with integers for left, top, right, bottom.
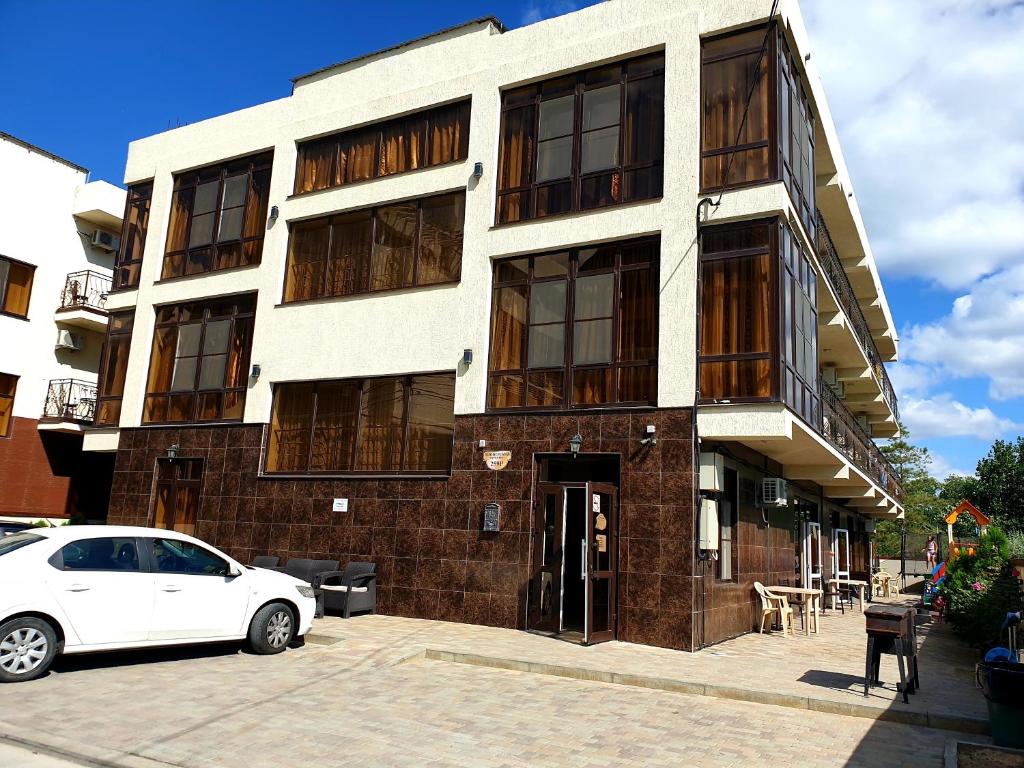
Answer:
[[483, 502, 501, 532], [483, 450, 512, 470]]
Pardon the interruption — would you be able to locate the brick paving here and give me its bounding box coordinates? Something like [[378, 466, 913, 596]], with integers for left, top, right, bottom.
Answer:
[[0, 595, 982, 767]]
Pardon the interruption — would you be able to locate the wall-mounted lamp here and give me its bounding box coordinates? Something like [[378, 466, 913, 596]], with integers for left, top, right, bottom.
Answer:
[[472, 161, 484, 179], [166, 444, 180, 461], [250, 364, 261, 380], [568, 432, 583, 458], [462, 348, 473, 365], [640, 424, 657, 446], [269, 205, 279, 222]]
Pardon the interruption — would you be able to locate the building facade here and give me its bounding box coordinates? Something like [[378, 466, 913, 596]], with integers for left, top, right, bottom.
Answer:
[[0, 132, 125, 522], [89, 0, 903, 650]]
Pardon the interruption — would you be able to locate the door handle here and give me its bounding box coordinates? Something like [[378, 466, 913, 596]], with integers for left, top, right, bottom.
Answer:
[[66, 584, 90, 592], [581, 538, 587, 581], [161, 585, 182, 592]]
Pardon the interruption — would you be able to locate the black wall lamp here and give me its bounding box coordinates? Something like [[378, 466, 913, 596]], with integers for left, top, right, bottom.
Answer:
[[569, 433, 583, 458], [166, 444, 180, 461]]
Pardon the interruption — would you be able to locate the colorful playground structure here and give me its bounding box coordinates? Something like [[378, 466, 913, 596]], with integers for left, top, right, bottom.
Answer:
[[922, 499, 990, 606]]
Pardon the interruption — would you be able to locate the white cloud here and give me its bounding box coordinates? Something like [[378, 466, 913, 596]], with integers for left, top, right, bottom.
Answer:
[[901, 393, 1019, 440], [887, 361, 937, 399], [519, 1, 585, 27], [804, 1, 1024, 289], [902, 265, 1024, 399], [928, 451, 974, 481]]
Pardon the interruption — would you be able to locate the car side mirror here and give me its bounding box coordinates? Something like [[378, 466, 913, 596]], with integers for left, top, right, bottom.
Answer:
[[227, 564, 244, 578]]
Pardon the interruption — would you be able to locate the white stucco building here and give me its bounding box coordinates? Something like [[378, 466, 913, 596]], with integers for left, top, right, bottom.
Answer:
[[0, 132, 125, 521], [93, 0, 902, 650]]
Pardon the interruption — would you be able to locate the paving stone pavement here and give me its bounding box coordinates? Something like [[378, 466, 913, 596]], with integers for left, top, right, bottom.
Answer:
[[0, 603, 974, 768]]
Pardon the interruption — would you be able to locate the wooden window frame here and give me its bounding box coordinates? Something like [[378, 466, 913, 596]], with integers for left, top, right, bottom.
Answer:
[[162, 152, 273, 281], [0, 372, 18, 439], [0, 255, 35, 320], [142, 294, 256, 425], [496, 52, 665, 225], [292, 100, 471, 196], [699, 24, 816, 238], [264, 371, 456, 478], [112, 181, 153, 291], [779, 223, 820, 427], [486, 237, 659, 412], [94, 309, 136, 427], [282, 191, 465, 304]]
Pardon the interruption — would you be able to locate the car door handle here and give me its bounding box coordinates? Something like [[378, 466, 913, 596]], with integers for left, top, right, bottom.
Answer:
[[160, 585, 182, 592], [66, 584, 90, 592]]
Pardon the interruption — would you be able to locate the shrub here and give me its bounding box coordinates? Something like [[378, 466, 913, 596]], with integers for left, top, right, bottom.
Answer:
[[1008, 531, 1024, 560]]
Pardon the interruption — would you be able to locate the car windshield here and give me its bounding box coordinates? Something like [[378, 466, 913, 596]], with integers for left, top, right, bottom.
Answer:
[[0, 532, 44, 556]]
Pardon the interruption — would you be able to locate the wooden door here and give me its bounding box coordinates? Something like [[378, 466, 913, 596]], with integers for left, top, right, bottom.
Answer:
[[153, 458, 203, 537]]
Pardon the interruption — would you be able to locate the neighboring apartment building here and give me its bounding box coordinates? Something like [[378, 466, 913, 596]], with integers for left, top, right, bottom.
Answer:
[[89, 0, 903, 650], [0, 132, 125, 523]]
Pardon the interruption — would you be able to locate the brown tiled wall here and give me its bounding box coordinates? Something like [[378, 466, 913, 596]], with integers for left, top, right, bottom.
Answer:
[[0, 417, 111, 519], [107, 408, 697, 651]]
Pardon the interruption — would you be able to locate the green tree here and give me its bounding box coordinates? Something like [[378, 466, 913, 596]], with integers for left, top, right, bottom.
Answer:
[[972, 438, 1024, 535]]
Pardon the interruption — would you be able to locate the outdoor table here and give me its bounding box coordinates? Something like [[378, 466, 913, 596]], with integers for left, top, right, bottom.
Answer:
[[863, 605, 918, 703], [766, 586, 822, 635], [828, 578, 868, 612]]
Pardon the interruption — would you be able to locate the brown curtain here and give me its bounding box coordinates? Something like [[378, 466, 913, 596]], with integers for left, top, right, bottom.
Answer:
[[341, 130, 377, 185], [370, 203, 417, 290], [0, 373, 15, 437], [2, 261, 33, 316], [165, 188, 194, 254], [311, 381, 360, 471], [701, 49, 768, 188], [268, 383, 314, 472], [404, 375, 455, 471], [356, 378, 404, 472], [243, 169, 271, 241], [224, 317, 252, 389], [327, 212, 373, 296], [417, 193, 464, 285], [429, 102, 469, 165], [490, 286, 527, 371], [285, 221, 330, 301], [295, 139, 335, 194]]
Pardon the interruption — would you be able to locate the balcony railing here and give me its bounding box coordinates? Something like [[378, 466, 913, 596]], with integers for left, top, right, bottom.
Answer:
[[41, 379, 97, 424], [58, 270, 111, 312], [819, 382, 903, 502], [815, 211, 899, 422]]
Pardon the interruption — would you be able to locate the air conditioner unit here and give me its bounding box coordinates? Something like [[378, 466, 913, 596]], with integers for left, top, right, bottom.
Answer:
[[55, 329, 83, 351], [856, 414, 871, 432], [699, 452, 725, 493], [821, 366, 838, 387], [864, 519, 876, 533], [91, 229, 120, 253], [758, 477, 789, 507]]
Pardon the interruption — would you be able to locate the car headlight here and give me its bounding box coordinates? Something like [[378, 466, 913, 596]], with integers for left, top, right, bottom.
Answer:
[[296, 585, 315, 599]]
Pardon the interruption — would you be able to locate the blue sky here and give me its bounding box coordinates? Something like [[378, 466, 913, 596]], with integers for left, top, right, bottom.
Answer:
[[2, 0, 1021, 480]]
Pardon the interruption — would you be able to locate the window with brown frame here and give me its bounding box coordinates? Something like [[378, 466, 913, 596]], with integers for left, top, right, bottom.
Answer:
[[780, 224, 819, 425], [699, 220, 773, 401], [266, 372, 455, 475], [0, 256, 35, 318], [163, 152, 272, 280], [699, 218, 820, 420], [701, 25, 816, 239], [283, 191, 464, 302], [487, 238, 658, 410], [113, 182, 152, 290], [293, 101, 470, 195], [94, 310, 135, 426], [496, 53, 664, 224], [0, 373, 17, 438], [143, 295, 255, 424]]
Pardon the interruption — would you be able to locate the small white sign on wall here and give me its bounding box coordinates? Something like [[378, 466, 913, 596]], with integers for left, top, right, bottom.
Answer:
[[332, 498, 349, 513]]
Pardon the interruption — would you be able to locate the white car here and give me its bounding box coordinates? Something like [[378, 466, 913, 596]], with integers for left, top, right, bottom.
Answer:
[[0, 526, 316, 682]]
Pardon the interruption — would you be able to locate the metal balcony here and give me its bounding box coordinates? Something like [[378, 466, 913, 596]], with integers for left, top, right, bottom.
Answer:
[[55, 270, 112, 333], [39, 379, 98, 432]]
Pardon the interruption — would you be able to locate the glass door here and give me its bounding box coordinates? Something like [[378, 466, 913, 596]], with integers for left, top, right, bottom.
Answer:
[[153, 458, 203, 537], [834, 528, 850, 580], [803, 520, 822, 590], [528, 484, 566, 634], [584, 482, 617, 644]]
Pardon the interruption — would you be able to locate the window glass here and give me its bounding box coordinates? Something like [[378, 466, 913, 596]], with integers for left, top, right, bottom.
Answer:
[[60, 538, 140, 571], [0, 258, 35, 317], [0, 532, 42, 556], [0, 372, 16, 438], [113, 182, 152, 290], [536, 136, 573, 183], [488, 239, 658, 410], [149, 538, 229, 576]]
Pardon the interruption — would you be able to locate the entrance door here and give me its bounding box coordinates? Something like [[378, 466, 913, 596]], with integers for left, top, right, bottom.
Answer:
[[804, 521, 822, 589], [528, 484, 566, 633], [585, 482, 617, 644], [153, 458, 203, 536], [528, 481, 618, 645]]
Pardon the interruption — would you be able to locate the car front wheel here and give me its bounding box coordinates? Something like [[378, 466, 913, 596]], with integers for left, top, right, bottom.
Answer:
[[248, 603, 295, 655], [0, 617, 58, 683]]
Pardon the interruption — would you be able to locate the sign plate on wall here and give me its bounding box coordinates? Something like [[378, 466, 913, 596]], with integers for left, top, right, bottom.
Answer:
[[592, 494, 601, 513], [483, 503, 501, 532], [332, 498, 349, 512], [483, 450, 512, 470]]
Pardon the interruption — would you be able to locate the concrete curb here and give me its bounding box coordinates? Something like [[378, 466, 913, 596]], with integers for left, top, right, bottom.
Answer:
[[414, 648, 989, 736], [0, 729, 168, 768]]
